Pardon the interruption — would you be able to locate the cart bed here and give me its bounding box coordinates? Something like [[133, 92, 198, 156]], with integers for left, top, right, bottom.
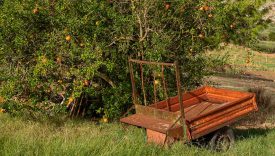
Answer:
[[121, 86, 258, 141]]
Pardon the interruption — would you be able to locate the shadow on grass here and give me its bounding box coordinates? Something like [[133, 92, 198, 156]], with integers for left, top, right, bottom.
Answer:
[[234, 128, 273, 140]]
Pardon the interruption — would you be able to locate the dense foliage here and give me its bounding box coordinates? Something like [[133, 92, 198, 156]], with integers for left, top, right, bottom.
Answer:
[[0, 0, 266, 119]]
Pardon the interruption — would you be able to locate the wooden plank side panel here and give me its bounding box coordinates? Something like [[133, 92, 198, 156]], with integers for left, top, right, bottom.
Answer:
[[150, 86, 253, 111], [190, 98, 254, 126], [190, 104, 256, 139], [184, 102, 214, 121], [120, 114, 181, 134], [149, 86, 207, 109], [188, 93, 258, 139], [187, 94, 254, 123], [207, 86, 253, 98], [168, 93, 209, 112], [135, 105, 180, 123], [206, 93, 237, 103], [150, 100, 168, 109], [164, 93, 237, 113]]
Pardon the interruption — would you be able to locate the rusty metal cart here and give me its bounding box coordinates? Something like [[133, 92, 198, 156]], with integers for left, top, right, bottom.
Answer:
[[120, 59, 258, 150]]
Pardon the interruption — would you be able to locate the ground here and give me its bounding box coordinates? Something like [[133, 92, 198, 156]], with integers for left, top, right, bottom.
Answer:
[[0, 114, 275, 156]]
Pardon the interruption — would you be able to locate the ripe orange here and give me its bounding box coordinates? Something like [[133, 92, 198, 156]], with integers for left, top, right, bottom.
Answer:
[[199, 6, 210, 11], [154, 80, 160, 85], [165, 3, 171, 10], [67, 97, 74, 107], [103, 117, 108, 123], [199, 34, 204, 38], [56, 56, 62, 64], [0, 108, 6, 113], [203, 6, 210, 11], [33, 8, 39, 14], [66, 35, 71, 42], [199, 7, 204, 11], [83, 80, 90, 86]]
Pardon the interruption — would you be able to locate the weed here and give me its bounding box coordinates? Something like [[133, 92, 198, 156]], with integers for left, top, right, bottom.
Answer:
[[248, 87, 272, 112]]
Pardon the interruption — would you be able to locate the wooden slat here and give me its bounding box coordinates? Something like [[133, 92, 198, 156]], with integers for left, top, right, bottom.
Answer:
[[168, 93, 209, 112], [184, 102, 213, 121], [150, 87, 207, 109], [135, 105, 180, 123], [207, 87, 251, 98], [120, 114, 182, 134], [206, 93, 236, 103]]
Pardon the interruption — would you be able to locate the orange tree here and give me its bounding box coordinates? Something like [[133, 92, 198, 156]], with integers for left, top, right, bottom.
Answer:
[[0, 0, 266, 119]]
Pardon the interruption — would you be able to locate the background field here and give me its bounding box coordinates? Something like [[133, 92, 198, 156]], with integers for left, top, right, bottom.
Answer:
[[208, 44, 275, 72]]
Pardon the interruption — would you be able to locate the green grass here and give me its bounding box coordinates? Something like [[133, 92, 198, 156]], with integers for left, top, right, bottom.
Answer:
[[256, 23, 275, 53], [258, 24, 275, 41], [0, 114, 275, 156], [255, 41, 275, 53], [208, 44, 275, 72]]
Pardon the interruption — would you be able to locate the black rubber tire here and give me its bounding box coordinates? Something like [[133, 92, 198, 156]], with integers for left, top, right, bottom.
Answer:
[[209, 127, 235, 151]]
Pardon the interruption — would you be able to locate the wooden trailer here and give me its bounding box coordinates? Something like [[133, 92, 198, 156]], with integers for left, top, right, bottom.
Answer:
[[120, 59, 258, 150]]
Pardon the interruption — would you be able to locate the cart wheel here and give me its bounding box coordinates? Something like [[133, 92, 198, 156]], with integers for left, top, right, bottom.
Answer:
[[209, 127, 235, 151]]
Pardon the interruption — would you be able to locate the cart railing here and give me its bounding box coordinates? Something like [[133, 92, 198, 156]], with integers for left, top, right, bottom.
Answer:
[[128, 58, 187, 141]]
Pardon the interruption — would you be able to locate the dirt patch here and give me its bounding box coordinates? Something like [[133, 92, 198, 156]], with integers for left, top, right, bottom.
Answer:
[[205, 74, 275, 92], [244, 71, 275, 81]]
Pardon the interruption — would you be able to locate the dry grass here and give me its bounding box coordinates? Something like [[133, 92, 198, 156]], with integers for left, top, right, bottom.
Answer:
[[208, 44, 275, 72], [248, 87, 272, 112], [238, 87, 274, 125]]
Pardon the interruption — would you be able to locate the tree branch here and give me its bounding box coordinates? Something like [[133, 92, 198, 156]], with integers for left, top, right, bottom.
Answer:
[[96, 72, 116, 88]]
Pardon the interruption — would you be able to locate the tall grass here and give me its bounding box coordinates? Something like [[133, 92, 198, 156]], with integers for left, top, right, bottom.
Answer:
[[0, 114, 275, 156]]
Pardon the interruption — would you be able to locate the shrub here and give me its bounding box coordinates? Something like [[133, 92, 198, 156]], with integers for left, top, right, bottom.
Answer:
[[0, 0, 267, 119]]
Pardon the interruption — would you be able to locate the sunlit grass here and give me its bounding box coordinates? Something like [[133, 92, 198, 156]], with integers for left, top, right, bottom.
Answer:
[[1, 114, 275, 156]]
